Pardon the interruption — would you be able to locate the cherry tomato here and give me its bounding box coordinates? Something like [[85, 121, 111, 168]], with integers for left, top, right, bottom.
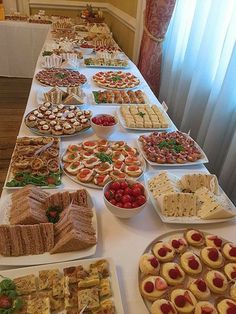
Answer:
[[131, 201, 140, 208], [132, 183, 144, 192], [116, 202, 123, 208], [124, 187, 133, 195], [120, 181, 128, 190], [110, 181, 120, 190], [137, 195, 146, 206], [132, 187, 142, 197], [122, 194, 132, 204], [115, 193, 123, 201], [109, 199, 117, 206], [116, 189, 124, 196], [105, 190, 114, 200], [123, 202, 132, 208], [0, 295, 12, 309], [47, 176, 56, 185]]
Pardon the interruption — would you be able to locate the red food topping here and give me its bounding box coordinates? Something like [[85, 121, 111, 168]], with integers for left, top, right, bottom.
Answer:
[[160, 303, 174, 314], [175, 295, 186, 308], [0, 295, 12, 309], [227, 301, 236, 309], [227, 308, 236, 314], [229, 246, 236, 257], [144, 281, 154, 293], [188, 257, 199, 270], [208, 248, 219, 261], [196, 279, 207, 292], [155, 277, 167, 290], [214, 238, 223, 247], [92, 114, 116, 126], [172, 239, 180, 249], [158, 247, 167, 257], [201, 306, 213, 314], [149, 257, 159, 268], [231, 271, 236, 279], [213, 277, 223, 288], [191, 232, 202, 242], [169, 267, 181, 279]]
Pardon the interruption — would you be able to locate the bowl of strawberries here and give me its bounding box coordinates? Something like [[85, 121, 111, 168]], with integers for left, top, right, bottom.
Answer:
[[103, 179, 147, 218]]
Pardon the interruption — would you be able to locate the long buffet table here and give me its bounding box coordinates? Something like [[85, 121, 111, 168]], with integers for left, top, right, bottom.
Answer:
[[1, 26, 236, 314]]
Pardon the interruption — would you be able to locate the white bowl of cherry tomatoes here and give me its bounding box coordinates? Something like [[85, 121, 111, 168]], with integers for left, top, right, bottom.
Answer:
[[103, 179, 147, 218], [91, 114, 118, 138]]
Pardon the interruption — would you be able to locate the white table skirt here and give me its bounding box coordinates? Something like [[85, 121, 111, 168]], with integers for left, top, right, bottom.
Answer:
[[0, 21, 50, 78], [0, 30, 236, 314]]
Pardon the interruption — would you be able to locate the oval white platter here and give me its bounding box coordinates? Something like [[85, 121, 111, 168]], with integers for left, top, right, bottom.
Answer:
[[0, 189, 97, 265]]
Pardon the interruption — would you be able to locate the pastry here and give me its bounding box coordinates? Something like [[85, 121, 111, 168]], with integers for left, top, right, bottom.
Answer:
[[64, 161, 84, 175], [170, 289, 197, 314], [161, 262, 185, 286], [83, 157, 101, 169], [222, 243, 236, 262], [76, 168, 94, 183], [205, 270, 228, 294], [230, 283, 236, 300], [194, 301, 217, 314], [139, 253, 160, 276], [184, 229, 205, 247], [169, 236, 188, 254], [93, 174, 110, 186], [180, 252, 203, 275], [38, 269, 60, 290], [216, 298, 236, 314], [151, 299, 177, 314], [224, 263, 236, 281], [152, 242, 175, 262], [205, 234, 223, 248], [124, 165, 142, 177], [140, 276, 168, 301], [200, 247, 224, 269], [188, 278, 211, 300]]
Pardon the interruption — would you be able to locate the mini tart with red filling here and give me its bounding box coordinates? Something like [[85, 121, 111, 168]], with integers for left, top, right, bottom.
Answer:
[[112, 151, 125, 162], [93, 173, 110, 187], [111, 141, 126, 150], [230, 283, 236, 300], [152, 242, 175, 262], [194, 301, 217, 314], [124, 156, 141, 166], [140, 276, 168, 301], [83, 157, 101, 168], [184, 229, 205, 247], [76, 168, 94, 183], [161, 262, 185, 286], [124, 165, 142, 177], [82, 140, 98, 151], [113, 161, 125, 171], [205, 234, 223, 248], [151, 299, 177, 314], [139, 253, 160, 276], [180, 252, 203, 275], [224, 263, 236, 281], [169, 237, 188, 254], [200, 247, 224, 269], [110, 170, 126, 181], [95, 162, 113, 174], [222, 243, 236, 262], [170, 289, 197, 314], [62, 151, 80, 163], [216, 298, 236, 314], [81, 151, 95, 159], [97, 139, 109, 148], [67, 144, 84, 153], [205, 270, 228, 294], [94, 146, 112, 155], [64, 161, 84, 175], [188, 278, 211, 300]]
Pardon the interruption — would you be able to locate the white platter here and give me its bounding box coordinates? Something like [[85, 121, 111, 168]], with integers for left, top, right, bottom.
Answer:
[[36, 88, 86, 106], [0, 257, 124, 314], [144, 169, 236, 224], [137, 132, 209, 167], [117, 106, 173, 131], [91, 90, 150, 106], [83, 60, 129, 69], [93, 80, 141, 91], [0, 190, 97, 265]]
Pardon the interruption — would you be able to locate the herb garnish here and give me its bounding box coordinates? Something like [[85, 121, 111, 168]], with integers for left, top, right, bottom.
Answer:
[[96, 152, 113, 164], [6, 172, 61, 187], [111, 75, 122, 82], [46, 205, 63, 224], [137, 112, 145, 118], [55, 72, 68, 79], [42, 50, 53, 56], [0, 277, 23, 313], [158, 140, 184, 153]]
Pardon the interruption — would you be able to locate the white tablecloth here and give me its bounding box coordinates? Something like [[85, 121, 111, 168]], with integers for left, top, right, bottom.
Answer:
[[0, 21, 50, 77], [1, 30, 236, 314]]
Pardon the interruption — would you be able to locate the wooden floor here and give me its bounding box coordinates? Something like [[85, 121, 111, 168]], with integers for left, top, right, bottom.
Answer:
[[0, 77, 32, 192]]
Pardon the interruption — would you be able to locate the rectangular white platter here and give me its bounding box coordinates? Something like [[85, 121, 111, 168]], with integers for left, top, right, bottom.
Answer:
[[137, 132, 209, 167], [0, 189, 97, 265], [117, 105, 174, 131], [0, 257, 124, 314], [144, 169, 236, 224], [90, 90, 150, 106]]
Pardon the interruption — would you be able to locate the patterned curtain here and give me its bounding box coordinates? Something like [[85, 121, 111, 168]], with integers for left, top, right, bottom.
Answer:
[[138, 0, 176, 96]]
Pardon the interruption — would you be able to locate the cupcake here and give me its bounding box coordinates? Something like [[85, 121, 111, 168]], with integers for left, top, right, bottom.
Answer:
[[194, 301, 217, 314], [180, 252, 203, 275], [152, 242, 175, 262], [205, 270, 227, 294], [222, 243, 236, 262], [151, 299, 177, 314], [200, 247, 224, 269], [139, 253, 160, 276], [161, 262, 185, 286], [170, 289, 197, 314], [224, 263, 236, 281], [205, 235, 223, 248], [188, 278, 211, 300], [216, 298, 236, 314], [184, 229, 205, 247], [140, 276, 168, 301], [169, 237, 188, 254]]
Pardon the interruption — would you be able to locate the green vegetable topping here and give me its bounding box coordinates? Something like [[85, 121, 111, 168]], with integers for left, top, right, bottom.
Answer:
[[0, 277, 23, 313], [111, 75, 122, 82], [46, 205, 63, 224], [6, 172, 61, 188], [137, 112, 145, 118], [158, 140, 184, 153], [95, 153, 113, 164]]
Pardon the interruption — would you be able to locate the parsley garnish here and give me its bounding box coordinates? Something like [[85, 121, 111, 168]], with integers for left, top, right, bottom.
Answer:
[[111, 75, 122, 82], [137, 112, 145, 118], [158, 140, 184, 153], [96, 152, 113, 164]]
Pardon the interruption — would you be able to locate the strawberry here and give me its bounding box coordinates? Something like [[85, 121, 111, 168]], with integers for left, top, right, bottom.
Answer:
[[169, 267, 182, 279], [160, 303, 175, 314], [188, 256, 199, 270], [231, 271, 236, 279], [213, 277, 223, 288], [149, 257, 159, 268], [175, 295, 186, 308], [196, 279, 207, 292], [226, 301, 236, 308], [172, 239, 180, 249], [208, 248, 219, 261], [144, 281, 154, 293], [229, 246, 236, 257], [158, 247, 167, 257], [184, 291, 193, 305], [191, 232, 202, 242], [155, 277, 167, 290], [208, 236, 222, 247], [49, 211, 57, 218], [201, 306, 214, 314]]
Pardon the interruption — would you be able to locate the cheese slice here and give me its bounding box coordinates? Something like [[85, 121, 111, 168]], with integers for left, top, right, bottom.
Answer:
[[195, 187, 236, 219], [148, 171, 179, 198], [178, 174, 219, 194]]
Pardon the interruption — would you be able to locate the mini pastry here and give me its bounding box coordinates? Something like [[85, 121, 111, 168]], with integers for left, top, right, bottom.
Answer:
[[113, 161, 125, 171], [205, 270, 227, 294], [224, 263, 236, 281], [93, 174, 110, 187], [38, 120, 47, 126], [180, 252, 203, 275], [194, 301, 217, 314], [82, 151, 94, 159], [77, 168, 94, 183], [222, 243, 236, 262], [230, 282, 236, 300], [205, 234, 223, 248], [169, 237, 188, 254], [83, 141, 98, 151], [161, 262, 185, 286], [124, 156, 141, 166], [170, 289, 197, 314], [51, 124, 63, 136], [140, 276, 168, 301], [151, 299, 177, 314], [200, 247, 224, 269], [97, 139, 109, 148], [94, 146, 112, 155], [216, 299, 236, 314], [50, 120, 57, 127], [67, 144, 83, 153], [45, 110, 52, 116], [73, 121, 82, 132], [124, 165, 142, 177], [39, 105, 47, 113], [83, 157, 101, 169], [26, 115, 37, 127], [110, 170, 126, 180], [184, 229, 205, 247], [62, 152, 80, 163], [64, 161, 84, 175], [95, 162, 113, 174], [111, 141, 126, 150], [139, 253, 160, 276], [152, 242, 175, 262], [112, 151, 125, 162], [40, 124, 51, 134], [188, 278, 211, 300], [63, 123, 76, 135]]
